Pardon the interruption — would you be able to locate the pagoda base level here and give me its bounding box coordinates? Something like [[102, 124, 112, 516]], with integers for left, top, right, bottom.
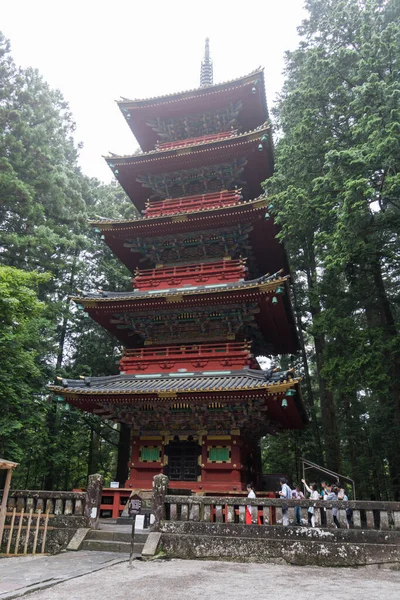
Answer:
[[124, 479, 246, 494], [126, 430, 262, 492]]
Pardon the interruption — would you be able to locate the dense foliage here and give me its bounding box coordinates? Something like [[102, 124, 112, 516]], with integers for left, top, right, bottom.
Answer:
[[0, 32, 133, 489], [263, 0, 400, 499]]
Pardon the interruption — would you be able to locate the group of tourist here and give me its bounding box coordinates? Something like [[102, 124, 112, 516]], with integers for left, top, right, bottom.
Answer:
[[246, 479, 352, 528], [285, 478, 352, 528], [299, 479, 352, 528]]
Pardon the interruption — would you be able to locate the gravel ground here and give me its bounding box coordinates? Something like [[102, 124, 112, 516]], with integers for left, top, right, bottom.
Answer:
[[20, 558, 400, 600]]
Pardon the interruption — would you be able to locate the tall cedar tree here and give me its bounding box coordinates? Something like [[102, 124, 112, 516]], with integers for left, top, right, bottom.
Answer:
[[0, 32, 133, 488], [265, 0, 400, 498]]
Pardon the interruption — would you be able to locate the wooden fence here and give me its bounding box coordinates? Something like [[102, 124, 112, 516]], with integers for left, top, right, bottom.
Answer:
[[3, 508, 51, 556], [1, 479, 102, 555]]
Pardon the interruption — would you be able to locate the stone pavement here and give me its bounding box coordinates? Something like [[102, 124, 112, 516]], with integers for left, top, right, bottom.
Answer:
[[0, 552, 128, 599], [1, 554, 400, 600]]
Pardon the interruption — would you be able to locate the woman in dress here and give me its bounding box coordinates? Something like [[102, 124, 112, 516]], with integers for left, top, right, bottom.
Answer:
[[301, 478, 320, 527], [246, 483, 256, 524]]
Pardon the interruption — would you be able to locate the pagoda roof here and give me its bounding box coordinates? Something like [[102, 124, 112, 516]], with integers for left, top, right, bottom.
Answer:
[[104, 126, 273, 212], [49, 369, 307, 432], [72, 271, 285, 304], [118, 68, 268, 152], [52, 369, 298, 396], [90, 196, 287, 276], [72, 272, 299, 354]]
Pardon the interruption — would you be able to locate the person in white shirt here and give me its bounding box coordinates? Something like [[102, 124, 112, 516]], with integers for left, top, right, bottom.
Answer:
[[320, 481, 328, 526], [301, 478, 320, 527], [278, 477, 292, 526], [246, 483, 256, 524]]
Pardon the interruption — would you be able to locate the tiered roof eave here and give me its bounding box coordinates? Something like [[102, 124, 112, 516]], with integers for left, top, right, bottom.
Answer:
[[117, 67, 265, 108], [89, 194, 289, 282], [89, 194, 268, 228], [49, 371, 307, 432], [50, 371, 301, 398], [117, 68, 269, 152], [103, 124, 271, 165], [104, 125, 273, 211], [71, 272, 299, 355], [71, 271, 288, 305]]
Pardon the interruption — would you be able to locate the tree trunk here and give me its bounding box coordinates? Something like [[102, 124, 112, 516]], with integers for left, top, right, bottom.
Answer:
[[56, 249, 80, 372], [116, 423, 131, 485], [313, 334, 340, 472], [88, 428, 101, 477], [365, 253, 400, 499], [339, 391, 366, 497], [43, 403, 58, 490], [305, 248, 341, 473], [44, 249, 80, 490], [291, 278, 324, 465]]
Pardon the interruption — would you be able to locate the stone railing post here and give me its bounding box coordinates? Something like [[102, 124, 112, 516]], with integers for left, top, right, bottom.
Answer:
[[84, 473, 104, 529], [151, 474, 169, 531]]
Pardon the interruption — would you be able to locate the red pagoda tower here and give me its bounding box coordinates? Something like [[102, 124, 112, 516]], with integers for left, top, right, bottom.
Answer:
[[51, 41, 307, 493]]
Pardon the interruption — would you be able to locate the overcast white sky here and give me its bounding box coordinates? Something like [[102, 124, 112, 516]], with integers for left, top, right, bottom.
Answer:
[[2, 0, 307, 182]]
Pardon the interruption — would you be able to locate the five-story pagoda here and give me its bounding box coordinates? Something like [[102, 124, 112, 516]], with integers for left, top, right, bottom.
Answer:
[[51, 41, 307, 493]]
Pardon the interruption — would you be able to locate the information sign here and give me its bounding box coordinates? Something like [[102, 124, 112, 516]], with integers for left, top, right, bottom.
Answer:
[[128, 497, 142, 516]]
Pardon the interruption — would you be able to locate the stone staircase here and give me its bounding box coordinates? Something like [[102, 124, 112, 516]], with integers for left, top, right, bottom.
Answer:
[[81, 529, 149, 554]]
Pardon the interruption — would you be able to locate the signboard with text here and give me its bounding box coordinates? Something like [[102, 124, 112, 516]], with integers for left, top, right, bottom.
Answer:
[[128, 494, 142, 516]]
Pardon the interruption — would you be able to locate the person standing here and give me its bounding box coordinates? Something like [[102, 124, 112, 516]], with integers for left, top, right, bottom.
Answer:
[[325, 484, 340, 528], [301, 479, 320, 527], [246, 483, 256, 524], [278, 477, 292, 526], [342, 488, 352, 529], [320, 481, 328, 527], [337, 483, 345, 525], [292, 485, 304, 525]]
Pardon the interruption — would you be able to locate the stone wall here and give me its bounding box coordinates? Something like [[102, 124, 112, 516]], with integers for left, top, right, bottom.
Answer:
[[147, 477, 400, 567], [158, 521, 400, 567]]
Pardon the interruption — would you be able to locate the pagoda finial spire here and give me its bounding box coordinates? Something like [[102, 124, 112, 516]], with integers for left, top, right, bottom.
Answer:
[[200, 38, 213, 87]]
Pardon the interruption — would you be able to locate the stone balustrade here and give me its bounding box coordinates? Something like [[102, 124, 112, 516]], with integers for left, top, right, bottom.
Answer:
[[8, 490, 86, 517], [161, 495, 400, 531], [148, 477, 400, 566]]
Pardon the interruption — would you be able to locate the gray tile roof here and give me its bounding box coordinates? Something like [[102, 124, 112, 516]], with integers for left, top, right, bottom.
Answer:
[[50, 369, 298, 396], [72, 271, 286, 303]]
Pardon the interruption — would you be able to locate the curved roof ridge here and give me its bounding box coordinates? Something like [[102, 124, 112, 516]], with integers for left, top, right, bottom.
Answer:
[[88, 194, 267, 227], [59, 368, 270, 387], [117, 67, 265, 106], [104, 123, 270, 162], [49, 373, 301, 395], [70, 270, 287, 303]]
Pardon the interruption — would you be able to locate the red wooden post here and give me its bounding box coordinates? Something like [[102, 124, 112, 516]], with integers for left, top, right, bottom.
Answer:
[[112, 490, 121, 519]]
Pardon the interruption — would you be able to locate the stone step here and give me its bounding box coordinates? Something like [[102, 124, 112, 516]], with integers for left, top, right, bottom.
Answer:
[[86, 530, 148, 543], [81, 539, 144, 553]]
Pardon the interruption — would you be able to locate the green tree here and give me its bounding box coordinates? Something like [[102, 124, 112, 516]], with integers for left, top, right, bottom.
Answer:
[[0, 32, 132, 489], [0, 266, 51, 463], [264, 0, 400, 498]]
